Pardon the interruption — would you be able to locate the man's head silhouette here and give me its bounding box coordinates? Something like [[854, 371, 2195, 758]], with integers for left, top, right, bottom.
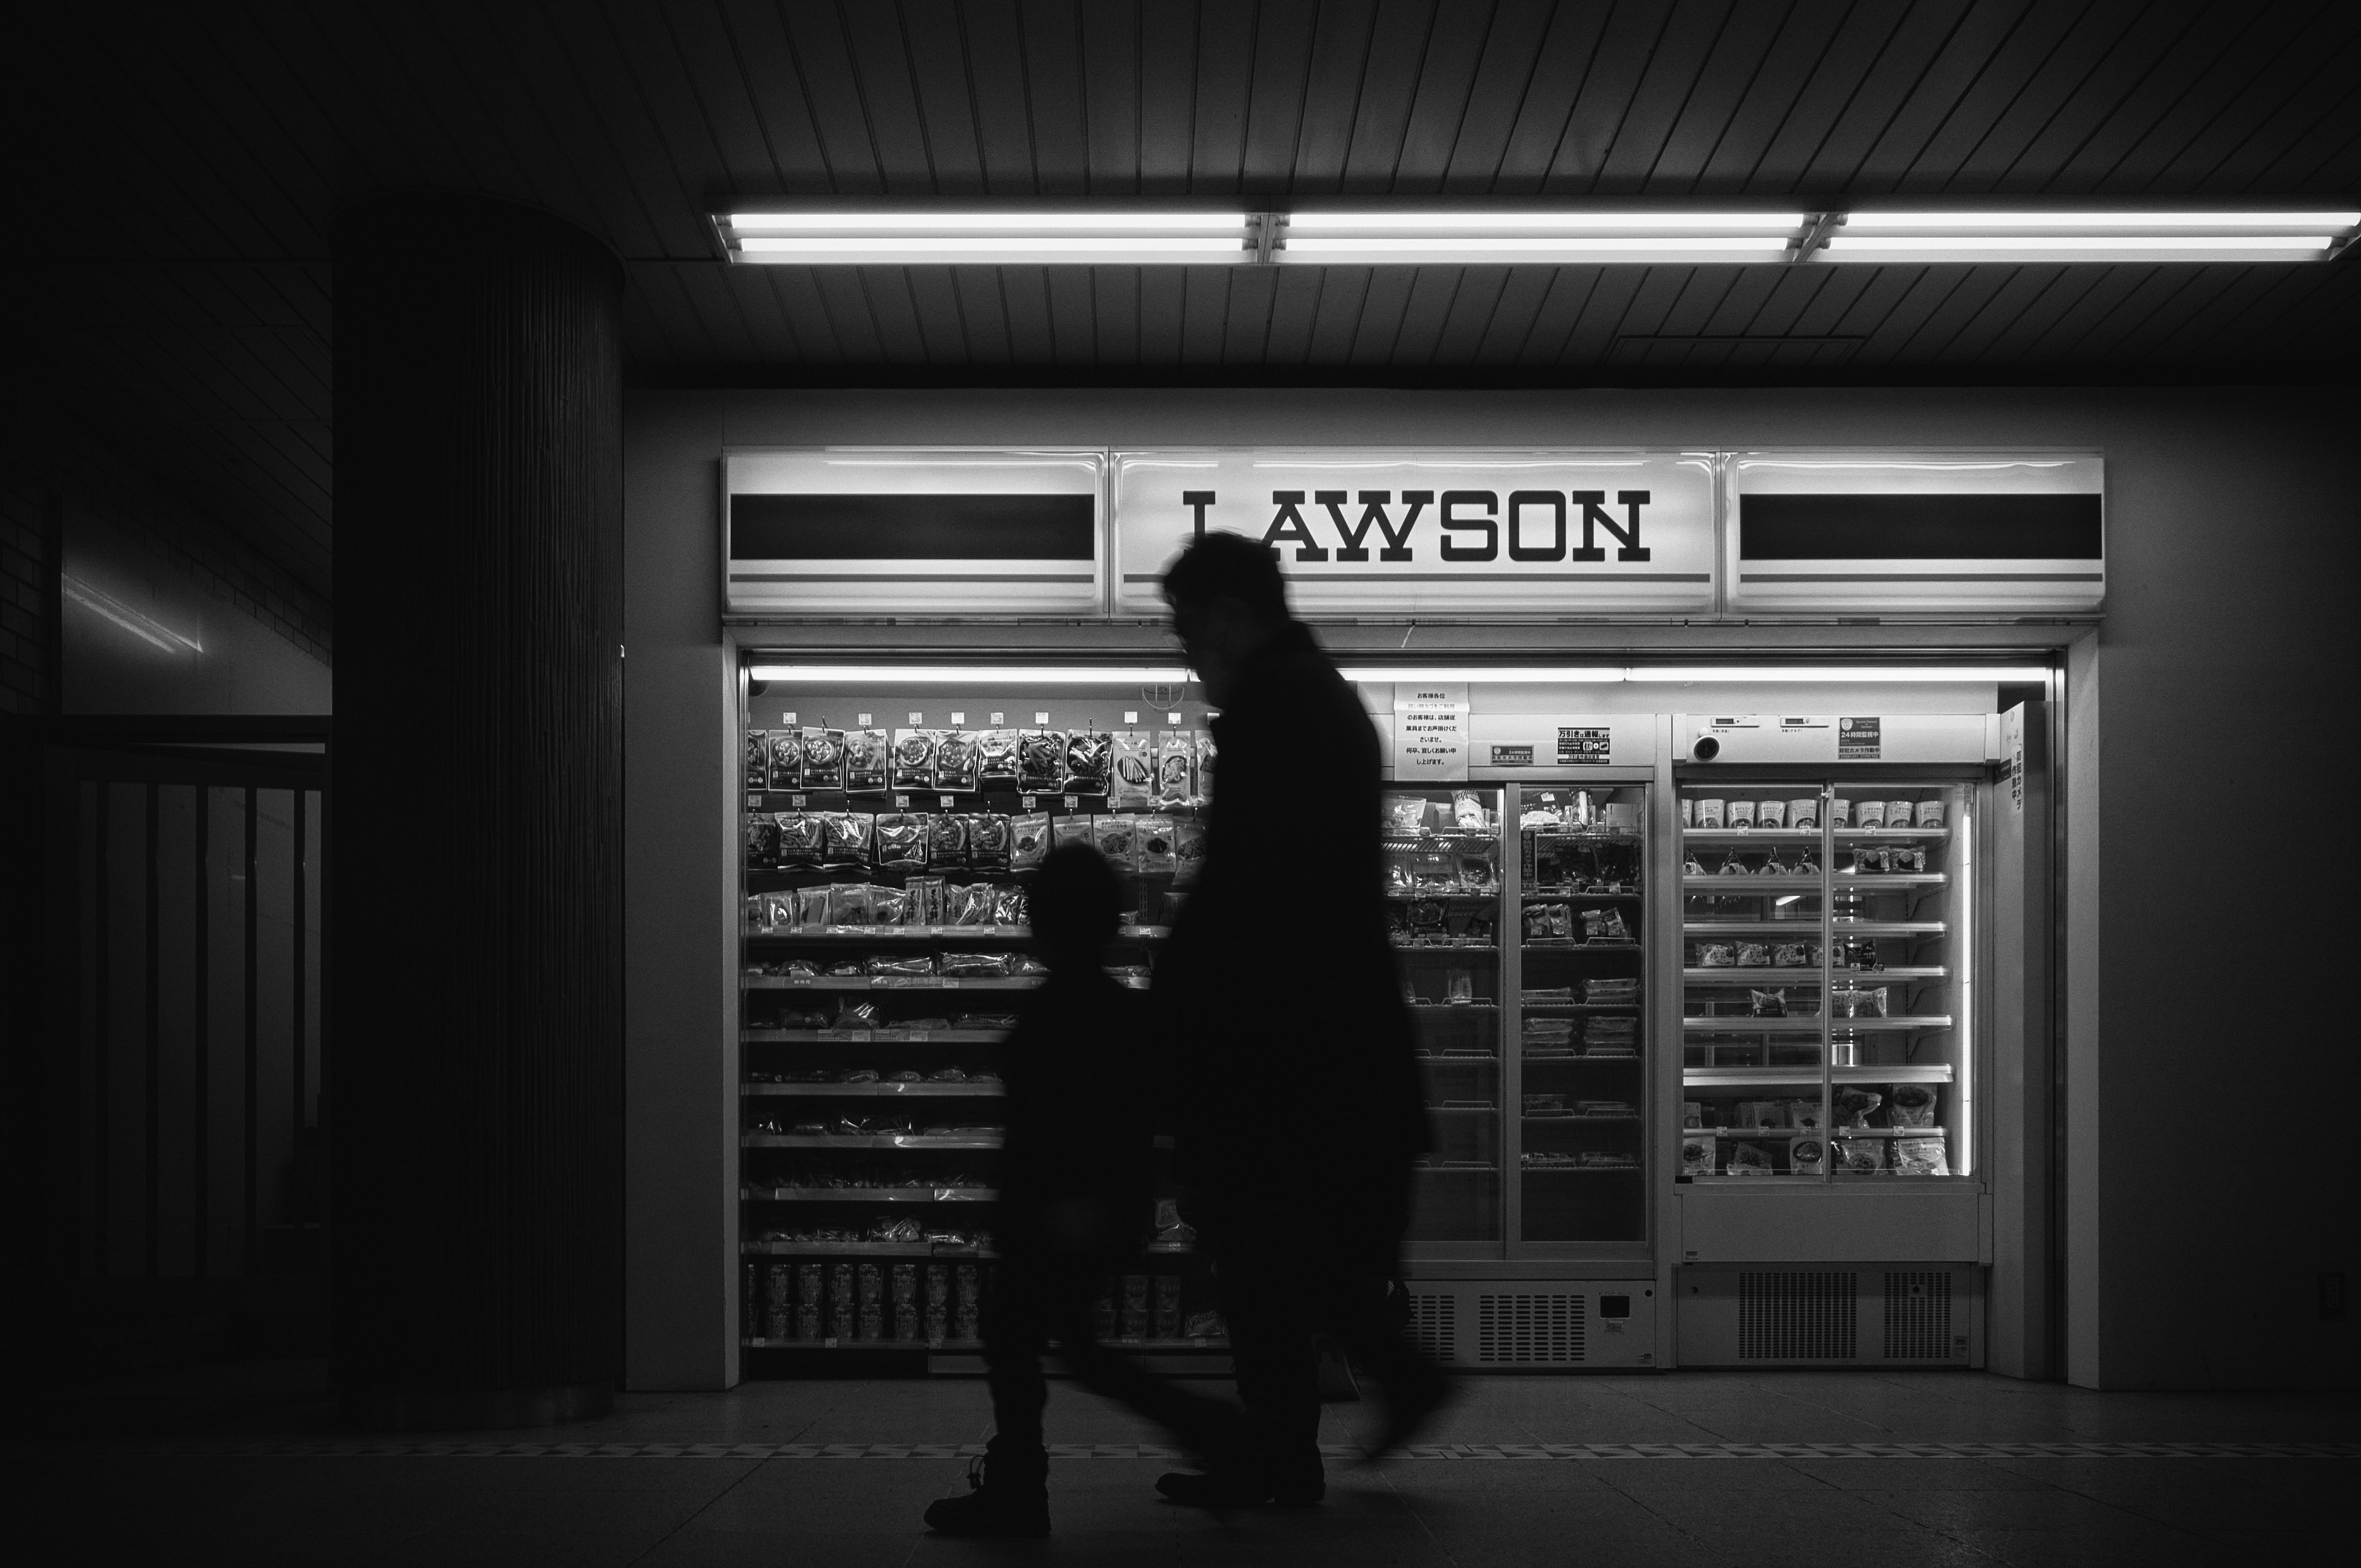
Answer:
[[1161, 534, 1291, 707]]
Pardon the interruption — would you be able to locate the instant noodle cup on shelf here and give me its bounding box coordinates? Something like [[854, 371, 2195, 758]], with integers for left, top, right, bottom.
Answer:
[[1728, 800, 1757, 830], [1915, 799, 1945, 829], [1757, 799, 1787, 829], [1695, 798, 1725, 828], [1885, 800, 1914, 830], [1828, 797, 1851, 828], [1788, 798, 1819, 831], [1853, 799, 1886, 830]]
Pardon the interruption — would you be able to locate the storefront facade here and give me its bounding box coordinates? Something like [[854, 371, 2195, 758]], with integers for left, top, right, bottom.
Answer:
[[621, 383, 2354, 1394]]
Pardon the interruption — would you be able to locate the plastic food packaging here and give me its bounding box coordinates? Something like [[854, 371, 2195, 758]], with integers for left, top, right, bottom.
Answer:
[[868, 953, 934, 977], [822, 812, 874, 866], [1171, 820, 1206, 887], [1728, 800, 1757, 830], [778, 812, 827, 867], [1017, 731, 1066, 793], [1052, 815, 1093, 852], [868, 887, 910, 927], [1790, 1137, 1829, 1175], [1834, 1087, 1883, 1128], [1750, 988, 1786, 1018], [1915, 800, 1945, 829], [1727, 1143, 1772, 1176], [1681, 1137, 1712, 1176], [934, 732, 981, 794], [1157, 732, 1196, 806], [873, 813, 926, 870], [924, 813, 968, 869], [889, 1262, 921, 1340], [1854, 799, 1887, 829], [1757, 799, 1786, 829], [992, 885, 1029, 928], [1771, 943, 1809, 968], [1445, 969, 1475, 1005], [1191, 731, 1216, 802], [746, 730, 770, 788], [1735, 942, 1770, 967], [1153, 1276, 1183, 1340], [1454, 791, 1486, 830], [828, 1262, 856, 1340], [1783, 1098, 1823, 1131], [1836, 1138, 1884, 1173], [1581, 907, 1632, 942], [1093, 813, 1139, 869], [1386, 794, 1430, 834], [1831, 986, 1888, 1019], [1136, 815, 1177, 874], [856, 1262, 885, 1340], [1788, 798, 1818, 831], [940, 951, 1010, 978], [1888, 1083, 1938, 1128], [905, 876, 945, 927], [759, 1262, 790, 1340], [1891, 1134, 1949, 1175], [844, 729, 890, 793], [744, 812, 780, 868], [1064, 731, 1111, 794], [1695, 798, 1725, 828], [765, 731, 802, 793], [1523, 903, 1570, 941], [892, 729, 938, 790], [954, 1264, 981, 1341], [924, 1264, 951, 1342], [797, 1262, 825, 1341], [950, 882, 999, 927], [1699, 943, 1735, 968], [799, 727, 846, 791], [965, 814, 1011, 871], [976, 730, 1019, 790], [1109, 732, 1154, 808], [1120, 1274, 1150, 1340], [1886, 801, 1914, 830], [1009, 812, 1051, 869]]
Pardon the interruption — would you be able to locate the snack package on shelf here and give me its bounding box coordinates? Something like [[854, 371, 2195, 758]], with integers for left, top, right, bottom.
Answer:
[[799, 727, 846, 791], [844, 729, 890, 793], [924, 813, 968, 869], [1191, 731, 1216, 804], [1582, 908, 1632, 943], [1682, 1137, 1713, 1176], [1109, 732, 1153, 807], [823, 812, 874, 867], [892, 729, 938, 790], [793, 886, 831, 929], [935, 731, 981, 793], [1891, 1134, 1949, 1175], [759, 729, 799, 792], [906, 876, 946, 927], [1727, 1143, 1772, 1176], [1735, 942, 1770, 967], [1171, 819, 1208, 887], [1750, 988, 1786, 1018], [1009, 812, 1051, 869], [1834, 1087, 1884, 1128], [873, 813, 926, 870], [965, 813, 1012, 871], [1888, 1083, 1939, 1127], [1052, 815, 1093, 852], [829, 1262, 856, 1340], [1836, 1138, 1884, 1173], [1831, 986, 1889, 1019], [1017, 730, 1065, 793], [892, 1264, 921, 1340], [856, 1262, 885, 1340], [992, 885, 1029, 928], [745, 731, 770, 789], [796, 1262, 825, 1341], [924, 1264, 951, 1342], [1771, 942, 1812, 968], [1698, 943, 1735, 968], [761, 1262, 791, 1340], [976, 729, 1019, 790], [1156, 732, 1196, 807], [1790, 1137, 1829, 1175], [941, 951, 1010, 978], [1136, 815, 1177, 874], [779, 812, 827, 867], [1093, 813, 1139, 869], [868, 887, 910, 927], [949, 882, 999, 927], [1522, 903, 1571, 941], [1064, 731, 1111, 794], [1583, 977, 1640, 1004], [745, 812, 779, 869]]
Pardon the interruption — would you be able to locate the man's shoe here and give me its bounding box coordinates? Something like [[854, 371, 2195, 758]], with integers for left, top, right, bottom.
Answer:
[[925, 1441, 1050, 1537]]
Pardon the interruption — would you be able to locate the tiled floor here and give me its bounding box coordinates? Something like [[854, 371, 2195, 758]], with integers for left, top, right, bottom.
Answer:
[[9, 1362, 2355, 1566]]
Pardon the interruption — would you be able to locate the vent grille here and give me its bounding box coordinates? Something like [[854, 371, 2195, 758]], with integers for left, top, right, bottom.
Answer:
[[1476, 1294, 1584, 1364], [1738, 1272, 1858, 1360], [1405, 1292, 1457, 1362], [1883, 1271, 1955, 1360]]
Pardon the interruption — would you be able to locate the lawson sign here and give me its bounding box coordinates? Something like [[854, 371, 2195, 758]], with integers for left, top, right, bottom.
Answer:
[[1110, 449, 1717, 617]]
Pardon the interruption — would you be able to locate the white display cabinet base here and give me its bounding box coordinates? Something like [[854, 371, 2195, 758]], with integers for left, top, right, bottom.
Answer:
[[1401, 1280, 1659, 1369], [1675, 1182, 1982, 1264], [1675, 1264, 1982, 1368]]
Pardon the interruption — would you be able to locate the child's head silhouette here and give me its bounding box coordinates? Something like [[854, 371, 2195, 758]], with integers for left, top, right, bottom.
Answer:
[[1030, 842, 1122, 971]]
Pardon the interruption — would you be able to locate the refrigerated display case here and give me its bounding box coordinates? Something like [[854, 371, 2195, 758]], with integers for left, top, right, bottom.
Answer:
[[1679, 780, 1972, 1183]]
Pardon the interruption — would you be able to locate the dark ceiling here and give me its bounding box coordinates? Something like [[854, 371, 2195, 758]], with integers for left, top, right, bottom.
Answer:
[[15, 0, 2361, 613]]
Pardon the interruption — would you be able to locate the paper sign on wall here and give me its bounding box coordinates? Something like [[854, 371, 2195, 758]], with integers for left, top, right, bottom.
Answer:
[[1838, 717, 1882, 760], [1394, 683, 1470, 782], [2000, 705, 2026, 815]]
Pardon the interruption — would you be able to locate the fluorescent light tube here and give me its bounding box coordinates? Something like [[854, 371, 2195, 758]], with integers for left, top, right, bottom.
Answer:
[[1338, 667, 1624, 683], [62, 576, 203, 654], [1287, 212, 1807, 232], [732, 236, 1248, 264], [1282, 237, 1793, 261], [749, 665, 1191, 686], [1822, 234, 2334, 258], [727, 211, 1249, 232], [1842, 210, 2361, 231], [1625, 666, 2046, 683]]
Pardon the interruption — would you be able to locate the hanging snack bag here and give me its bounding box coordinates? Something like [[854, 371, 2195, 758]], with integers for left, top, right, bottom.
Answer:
[[872, 813, 927, 871], [1136, 815, 1177, 875], [892, 729, 938, 791], [1891, 1135, 1948, 1175], [1052, 815, 1093, 852], [1156, 731, 1195, 806], [1853, 799, 1886, 829], [935, 731, 982, 794], [1750, 988, 1787, 1018], [923, 812, 968, 869], [843, 728, 890, 793], [1915, 799, 1945, 829], [793, 885, 831, 929], [1727, 1143, 1773, 1177], [1065, 730, 1112, 794], [1093, 812, 1139, 870], [1757, 799, 1786, 829], [1682, 1137, 1714, 1176], [869, 887, 910, 927], [827, 882, 873, 927], [1835, 1138, 1884, 1173], [767, 730, 802, 792], [1192, 731, 1217, 802], [1109, 732, 1154, 808], [1171, 820, 1207, 887], [745, 812, 780, 868], [993, 884, 1029, 929], [965, 813, 1011, 871], [1695, 798, 1725, 828], [1018, 730, 1066, 793], [1009, 812, 1052, 870], [976, 729, 1021, 790], [1728, 800, 1757, 830], [1790, 1137, 1829, 1176], [745, 730, 770, 788], [801, 726, 847, 791], [1888, 1083, 1939, 1128], [821, 811, 874, 867]]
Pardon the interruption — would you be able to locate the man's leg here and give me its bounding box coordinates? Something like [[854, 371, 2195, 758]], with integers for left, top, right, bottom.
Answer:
[[1192, 1245, 1323, 1500], [926, 1257, 1051, 1535], [1035, 1264, 1240, 1463]]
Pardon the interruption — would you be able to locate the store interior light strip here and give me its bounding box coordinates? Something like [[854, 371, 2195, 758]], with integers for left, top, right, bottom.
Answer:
[[749, 664, 2049, 685], [716, 205, 2360, 264]]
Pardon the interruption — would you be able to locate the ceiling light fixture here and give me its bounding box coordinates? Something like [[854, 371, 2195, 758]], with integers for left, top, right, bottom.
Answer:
[[713, 205, 2359, 266]]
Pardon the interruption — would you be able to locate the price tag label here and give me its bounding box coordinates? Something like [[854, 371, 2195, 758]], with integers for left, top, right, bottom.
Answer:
[[1035, 711, 1050, 725], [857, 713, 872, 726], [1022, 794, 1037, 810], [791, 794, 807, 808], [746, 793, 762, 808], [991, 712, 1005, 725], [1064, 794, 1079, 811], [781, 711, 797, 726], [1168, 711, 1182, 724], [939, 795, 954, 809], [909, 710, 923, 725], [950, 711, 965, 725], [1125, 710, 1139, 724], [895, 794, 910, 808]]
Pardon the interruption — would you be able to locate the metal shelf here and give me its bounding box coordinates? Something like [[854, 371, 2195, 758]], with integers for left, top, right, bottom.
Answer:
[[1681, 828, 1949, 844], [1521, 890, 1642, 902], [1686, 967, 1947, 984], [1407, 1002, 1500, 1012], [1683, 1065, 1954, 1086], [742, 1082, 1006, 1098], [1689, 1127, 1945, 1139], [742, 1241, 997, 1257], [742, 1029, 1009, 1044], [1682, 1015, 1953, 1033], [1683, 874, 1947, 893], [1385, 889, 1500, 901], [743, 1134, 1003, 1150], [1683, 919, 1945, 937], [748, 924, 1171, 944], [742, 1187, 999, 1202], [1519, 1163, 1642, 1173], [1393, 944, 1501, 954], [742, 1337, 1229, 1352], [743, 976, 1045, 991]]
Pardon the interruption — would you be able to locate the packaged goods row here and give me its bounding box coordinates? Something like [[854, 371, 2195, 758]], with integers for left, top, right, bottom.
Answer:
[[1685, 1083, 1942, 1131], [1684, 796, 1945, 830], [753, 1218, 994, 1249], [1685, 844, 1936, 875], [745, 1112, 1003, 1139], [743, 1259, 1226, 1347], [1522, 903, 1635, 943], [1689, 938, 1893, 969], [748, 726, 1214, 804], [1686, 985, 1896, 1019], [1682, 1131, 1950, 1177], [748, 1066, 1004, 1083], [748, 954, 1051, 979], [1520, 1016, 1639, 1055], [746, 809, 1202, 876]]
